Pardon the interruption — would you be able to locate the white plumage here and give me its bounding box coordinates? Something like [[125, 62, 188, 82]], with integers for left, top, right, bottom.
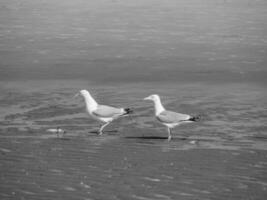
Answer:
[[76, 90, 132, 135], [144, 94, 200, 141]]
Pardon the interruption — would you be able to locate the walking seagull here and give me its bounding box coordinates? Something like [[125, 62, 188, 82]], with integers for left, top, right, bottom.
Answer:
[[75, 90, 133, 135], [144, 94, 200, 141]]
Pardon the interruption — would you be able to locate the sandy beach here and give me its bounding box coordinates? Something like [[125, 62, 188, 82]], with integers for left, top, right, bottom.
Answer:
[[1, 0, 267, 199], [0, 80, 266, 200]]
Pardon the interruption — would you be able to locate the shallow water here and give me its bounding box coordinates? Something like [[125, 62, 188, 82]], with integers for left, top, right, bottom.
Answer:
[[1, 0, 267, 199]]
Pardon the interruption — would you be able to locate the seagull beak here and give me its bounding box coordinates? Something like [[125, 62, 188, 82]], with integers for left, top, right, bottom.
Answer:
[[143, 96, 151, 101]]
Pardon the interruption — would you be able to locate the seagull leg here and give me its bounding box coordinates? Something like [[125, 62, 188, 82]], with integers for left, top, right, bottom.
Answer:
[[167, 128, 172, 141], [98, 122, 110, 135]]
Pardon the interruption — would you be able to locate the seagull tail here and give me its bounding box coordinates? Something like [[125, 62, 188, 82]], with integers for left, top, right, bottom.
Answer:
[[188, 115, 201, 122], [123, 108, 134, 115]]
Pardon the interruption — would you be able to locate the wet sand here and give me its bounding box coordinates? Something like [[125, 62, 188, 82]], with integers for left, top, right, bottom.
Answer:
[[1, 0, 267, 199], [0, 80, 266, 200]]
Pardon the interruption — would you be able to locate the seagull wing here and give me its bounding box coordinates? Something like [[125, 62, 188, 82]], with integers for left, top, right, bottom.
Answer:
[[156, 110, 191, 123], [92, 105, 123, 118]]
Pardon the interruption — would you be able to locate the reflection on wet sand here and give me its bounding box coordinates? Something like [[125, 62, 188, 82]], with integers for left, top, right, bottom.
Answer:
[[0, 80, 266, 199]]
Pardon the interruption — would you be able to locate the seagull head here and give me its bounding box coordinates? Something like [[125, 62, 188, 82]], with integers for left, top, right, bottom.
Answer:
[[73, 89, 98, 108], [144, 94, 160, 102], [79, 89, 90, 97], [73, 89, 90, 98]]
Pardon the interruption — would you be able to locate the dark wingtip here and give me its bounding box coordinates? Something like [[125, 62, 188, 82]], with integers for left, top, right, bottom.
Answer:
[[189, 115, 201, 122], [124, 108, 134, 115]]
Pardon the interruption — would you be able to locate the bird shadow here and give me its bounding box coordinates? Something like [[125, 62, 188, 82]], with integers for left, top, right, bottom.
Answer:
[[125, 136, 188, 140], [125, 136, 168, 140]]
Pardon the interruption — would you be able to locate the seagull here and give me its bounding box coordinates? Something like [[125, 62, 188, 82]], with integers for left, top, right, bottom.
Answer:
[[144, 94, 200, 141], [75, 89, 133, 135]]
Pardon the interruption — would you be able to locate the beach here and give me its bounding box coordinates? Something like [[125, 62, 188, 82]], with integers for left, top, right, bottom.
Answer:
[[0, 0, 267, 199]]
